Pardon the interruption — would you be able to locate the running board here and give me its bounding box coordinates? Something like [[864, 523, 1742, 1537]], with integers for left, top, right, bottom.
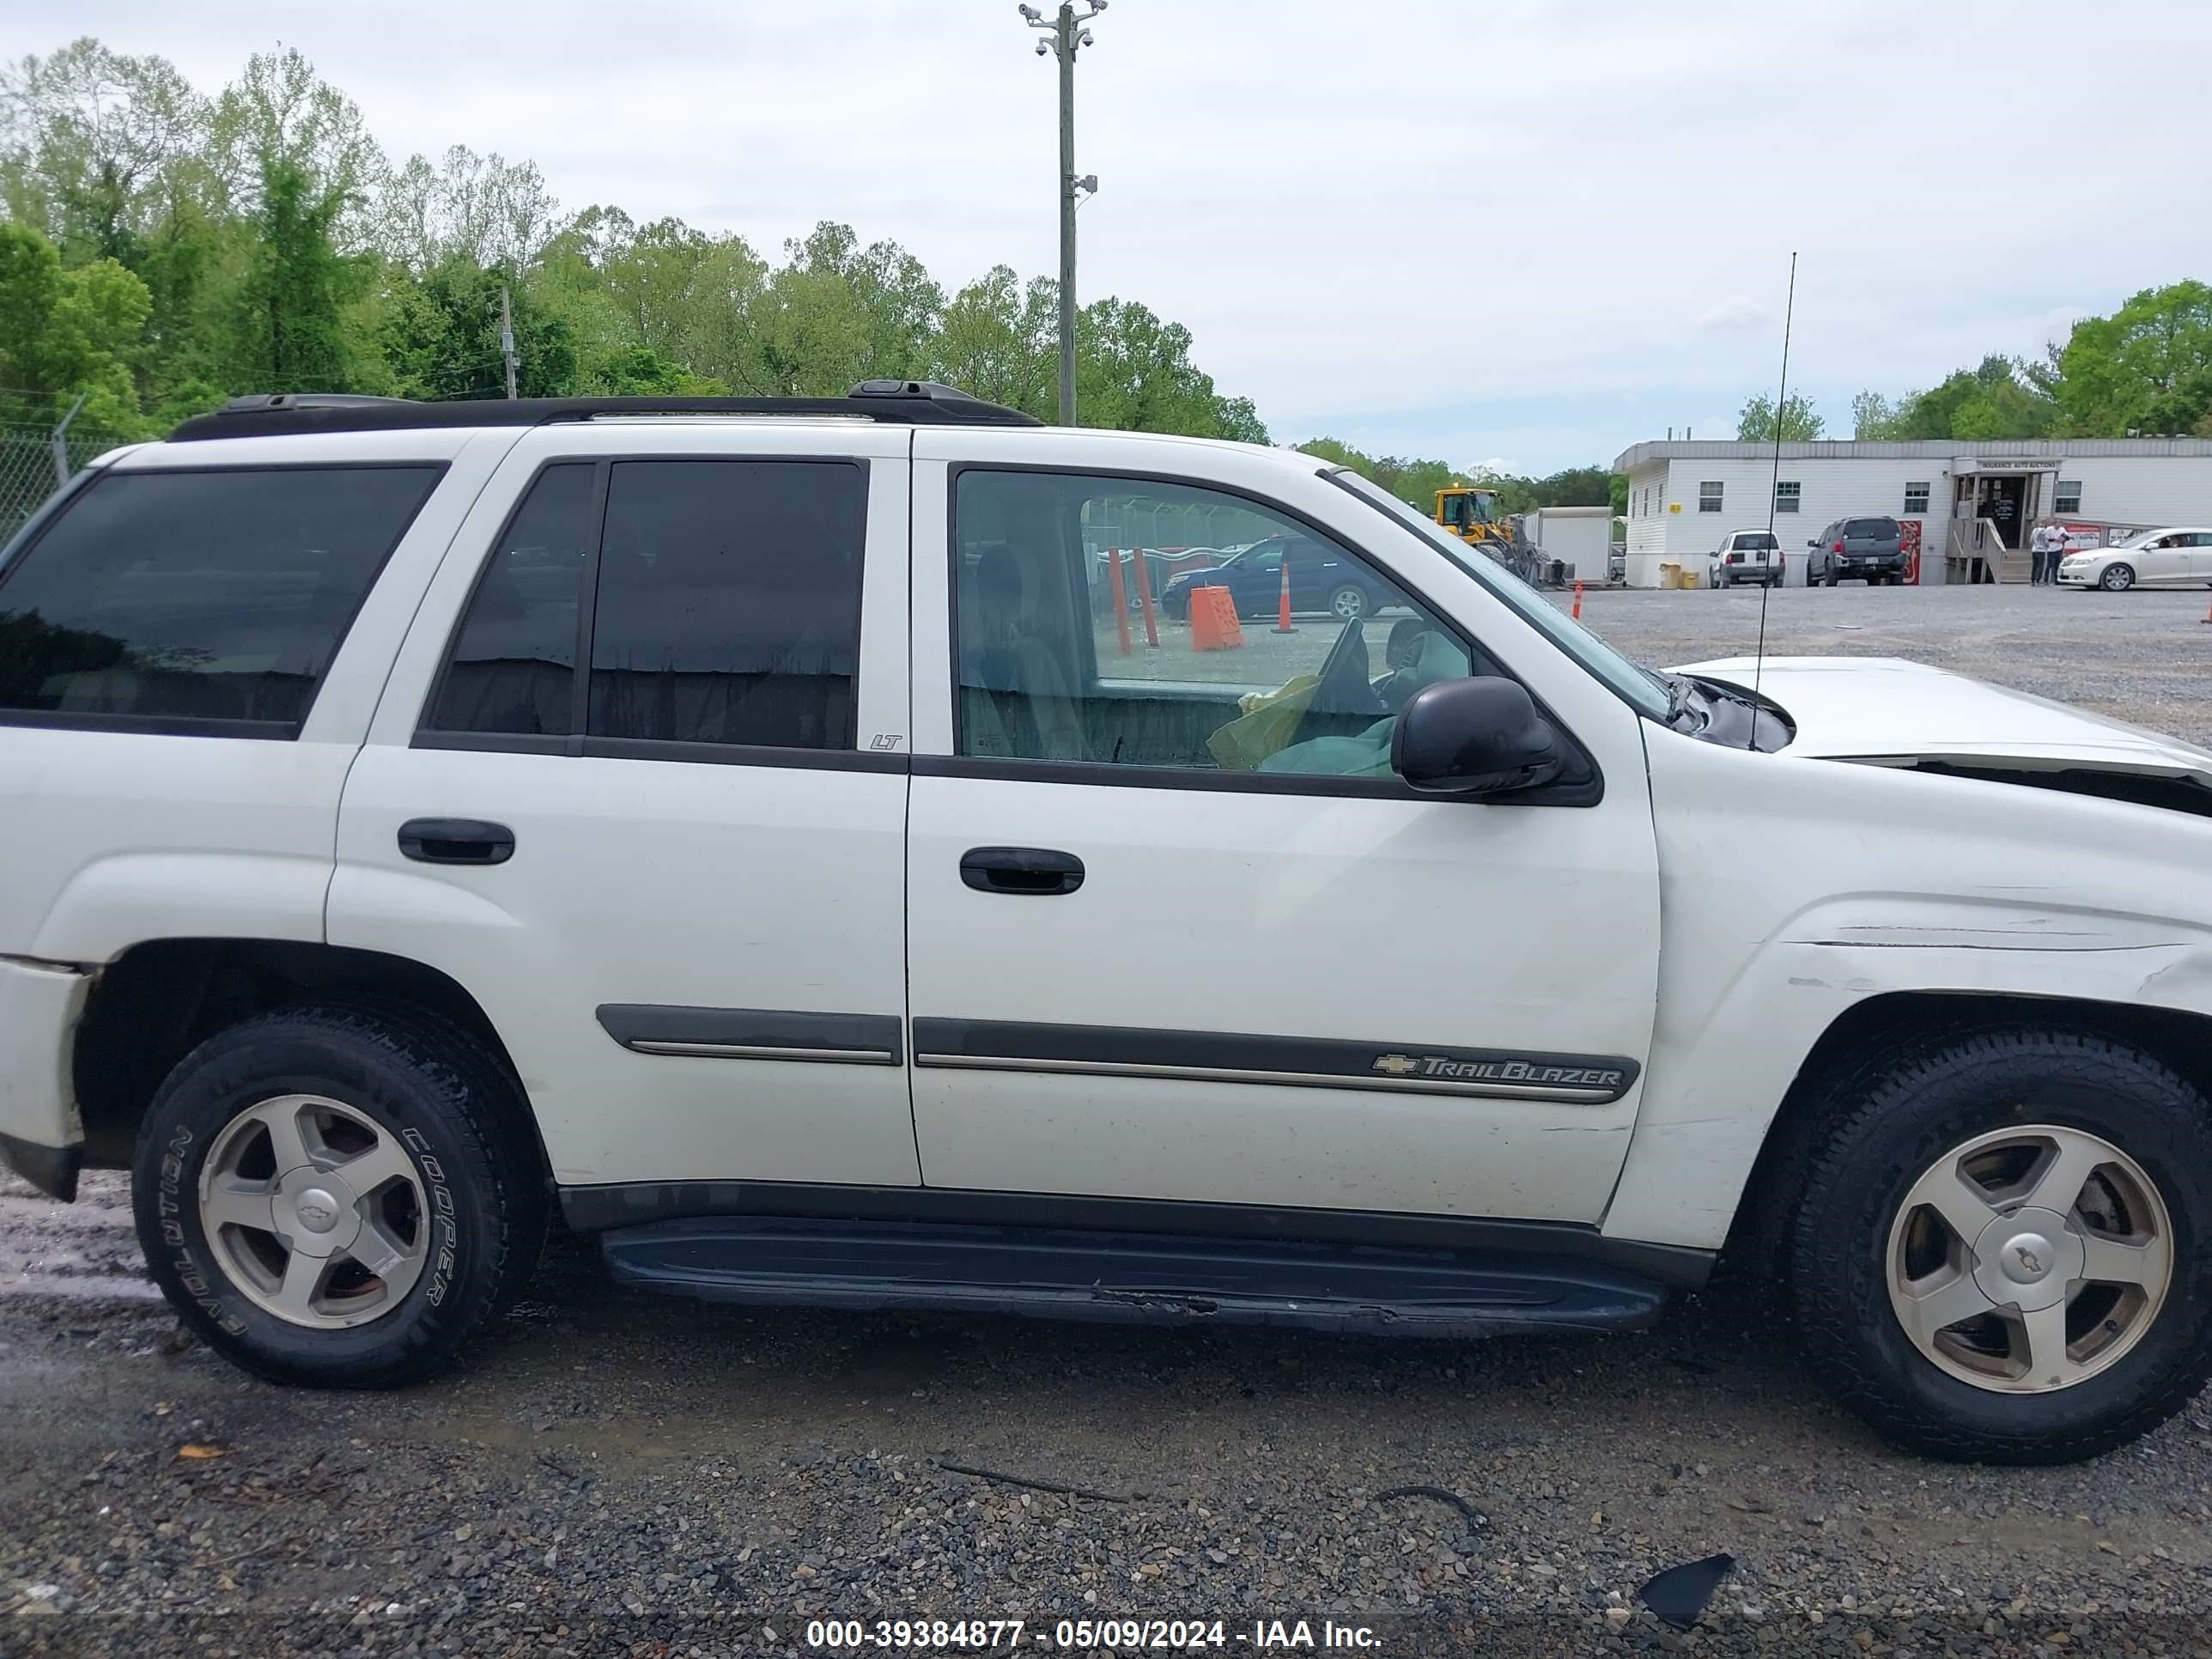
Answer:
[[599, 1217, 1668, 1338]]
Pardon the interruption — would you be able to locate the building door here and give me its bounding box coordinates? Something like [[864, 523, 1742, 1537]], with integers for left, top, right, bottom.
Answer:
[[1978, 476, 2026, 547]]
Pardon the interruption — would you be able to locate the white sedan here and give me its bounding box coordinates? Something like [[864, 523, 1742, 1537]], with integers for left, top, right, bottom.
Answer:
[[2057, 526, 2212, 592]]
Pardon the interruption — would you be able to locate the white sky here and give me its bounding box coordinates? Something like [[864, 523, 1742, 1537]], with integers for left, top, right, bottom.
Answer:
[[20, 0, 2212, 472]]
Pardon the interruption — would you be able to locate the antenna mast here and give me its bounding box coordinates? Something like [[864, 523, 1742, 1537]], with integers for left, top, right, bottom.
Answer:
[[1750, 251, 1797, 745]]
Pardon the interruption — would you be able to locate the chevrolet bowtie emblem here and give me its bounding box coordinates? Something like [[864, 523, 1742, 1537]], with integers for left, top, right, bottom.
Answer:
[[1372, 1054, 1421, 1077]]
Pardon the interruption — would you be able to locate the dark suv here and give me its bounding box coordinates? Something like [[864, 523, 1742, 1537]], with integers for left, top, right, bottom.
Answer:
[[1806, 517, 1905, 586], [1158, 534, 1396, 623]]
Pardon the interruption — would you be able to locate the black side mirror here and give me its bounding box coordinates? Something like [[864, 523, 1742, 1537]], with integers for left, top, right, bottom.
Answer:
[[1392, 677, 1565, 796]]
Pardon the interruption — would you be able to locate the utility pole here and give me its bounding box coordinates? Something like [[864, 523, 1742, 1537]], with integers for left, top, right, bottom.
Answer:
[[1020, 2, 1105, 425], [500, 283, 520, 400]]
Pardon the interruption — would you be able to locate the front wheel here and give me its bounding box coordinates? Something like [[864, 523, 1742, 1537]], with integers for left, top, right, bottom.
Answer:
[[1790, 1030, 2212, 1463], [131, 1006, 547, 1388], [2100, 563, 2136, 592]]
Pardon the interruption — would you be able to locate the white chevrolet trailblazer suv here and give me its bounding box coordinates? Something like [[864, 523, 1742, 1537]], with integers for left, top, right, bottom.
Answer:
[[4, 383, 2211, 1466]]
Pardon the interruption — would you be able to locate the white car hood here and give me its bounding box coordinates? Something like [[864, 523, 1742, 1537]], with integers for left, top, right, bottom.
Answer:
[[1673, 656, 2212, 783]]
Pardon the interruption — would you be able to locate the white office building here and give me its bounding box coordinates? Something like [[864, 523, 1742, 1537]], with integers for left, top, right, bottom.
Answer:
[[1611, 437, 2212, 587]]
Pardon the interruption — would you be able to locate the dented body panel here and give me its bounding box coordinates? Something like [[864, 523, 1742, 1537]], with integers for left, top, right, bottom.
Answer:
[[1602, 718, 2212, 1249]]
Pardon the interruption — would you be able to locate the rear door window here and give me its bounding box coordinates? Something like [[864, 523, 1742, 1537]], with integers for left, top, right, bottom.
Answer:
[[588, 460, 865, 751], [423, 463, 595, 738], [421, 458, 868, 755], [0, 465, 442, 734]]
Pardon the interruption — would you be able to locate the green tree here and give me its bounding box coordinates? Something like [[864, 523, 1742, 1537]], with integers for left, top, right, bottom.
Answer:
[[4, 36, 1276, 438], [1736, 392, 1824, 441], [589, 344, 726, 396], [377, 144, 562, 275], [208, 47, 383, 241], [1526, 465, 1613, 506], [0, 219, 151, 431], [932, 264, 1055, 413], [380, 254, 575, 399], [1851, 389, 1906, 438], [0, 38, 210, 268], [1855, 356, 2057, 441], [1075, 295, 1263, 440], [2057, 280, 2212, 435], [228, 154, 368, 390]]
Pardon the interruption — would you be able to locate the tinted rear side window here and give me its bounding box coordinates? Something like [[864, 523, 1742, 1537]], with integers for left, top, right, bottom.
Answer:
[[587, 460, 866, 750], [424, 463, 595, 737], [0, 465, 441, 734]]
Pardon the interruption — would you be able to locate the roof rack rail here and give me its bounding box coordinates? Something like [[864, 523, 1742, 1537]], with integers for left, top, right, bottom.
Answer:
[[167, 380, 1042, 442]]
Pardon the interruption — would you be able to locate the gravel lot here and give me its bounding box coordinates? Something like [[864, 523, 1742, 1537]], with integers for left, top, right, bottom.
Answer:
[[6, 582, 2212, 1657]]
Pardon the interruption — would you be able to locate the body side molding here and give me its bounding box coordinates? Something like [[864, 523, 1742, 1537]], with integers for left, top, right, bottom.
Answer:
[[594, 1006, 902, 1065], [911, 1017, 1639, 1103]]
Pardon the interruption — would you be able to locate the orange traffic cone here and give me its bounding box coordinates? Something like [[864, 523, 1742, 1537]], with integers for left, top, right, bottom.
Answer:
[[1571, 580, 1583, 620], [1189, 586, 1245, 653], [1273, 553, 1297, 633]]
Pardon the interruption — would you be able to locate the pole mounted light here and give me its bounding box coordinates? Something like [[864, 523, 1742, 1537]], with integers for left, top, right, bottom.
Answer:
[[1019, 1, 1106, 425]]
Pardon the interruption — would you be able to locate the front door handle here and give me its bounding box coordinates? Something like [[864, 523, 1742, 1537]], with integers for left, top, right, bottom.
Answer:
[[960, 846, 1085, 896], [398, 817, 515, 866]]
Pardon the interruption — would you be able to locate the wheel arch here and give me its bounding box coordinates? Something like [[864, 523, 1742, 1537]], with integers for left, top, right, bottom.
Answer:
[[1722, 989, 2212, 1280], [73, 937, 550, 1188]]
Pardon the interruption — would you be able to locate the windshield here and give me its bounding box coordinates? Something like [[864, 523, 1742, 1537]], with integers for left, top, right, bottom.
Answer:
[[1325, 469, 1672, 720]]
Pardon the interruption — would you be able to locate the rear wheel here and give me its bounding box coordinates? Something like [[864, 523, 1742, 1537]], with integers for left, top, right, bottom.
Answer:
[[2100, 563, 2136, 592], [1790, 1030, 2212, 1463], [132, 1006, 547, 1388], [1328, 584, 1370, 623]]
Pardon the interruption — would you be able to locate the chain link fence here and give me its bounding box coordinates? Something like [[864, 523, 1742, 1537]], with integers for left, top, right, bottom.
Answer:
[[1, 424, 125, 543]]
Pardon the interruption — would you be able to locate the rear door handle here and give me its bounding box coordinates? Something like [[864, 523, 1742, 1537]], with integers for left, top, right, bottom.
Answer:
[[398, 817, 515, 866], [959, 846, 1085, 896]]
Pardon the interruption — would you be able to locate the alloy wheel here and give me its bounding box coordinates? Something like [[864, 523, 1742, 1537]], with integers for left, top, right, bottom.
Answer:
[[197, 1094, 430, 1328], [1886, 1123, 2172, 1394]]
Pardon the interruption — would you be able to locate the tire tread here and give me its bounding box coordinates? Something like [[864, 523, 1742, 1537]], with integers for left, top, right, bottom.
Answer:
[[1792, 1027, 2212, 1464]]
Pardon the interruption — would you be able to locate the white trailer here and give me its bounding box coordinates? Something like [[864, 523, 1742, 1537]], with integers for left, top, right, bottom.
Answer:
[[1520, 505, 1613, 583]]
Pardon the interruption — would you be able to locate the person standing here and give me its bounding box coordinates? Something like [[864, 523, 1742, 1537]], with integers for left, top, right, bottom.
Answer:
[[2031, 520, 2056, 584]]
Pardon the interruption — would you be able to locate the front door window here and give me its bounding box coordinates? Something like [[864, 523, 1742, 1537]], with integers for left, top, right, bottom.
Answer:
[[953, 469, 1480, 781]]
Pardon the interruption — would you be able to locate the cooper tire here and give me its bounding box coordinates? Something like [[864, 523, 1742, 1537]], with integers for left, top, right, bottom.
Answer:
[[1791, 1030, 2212, 1464], [131, 1005, 548, 1389]]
